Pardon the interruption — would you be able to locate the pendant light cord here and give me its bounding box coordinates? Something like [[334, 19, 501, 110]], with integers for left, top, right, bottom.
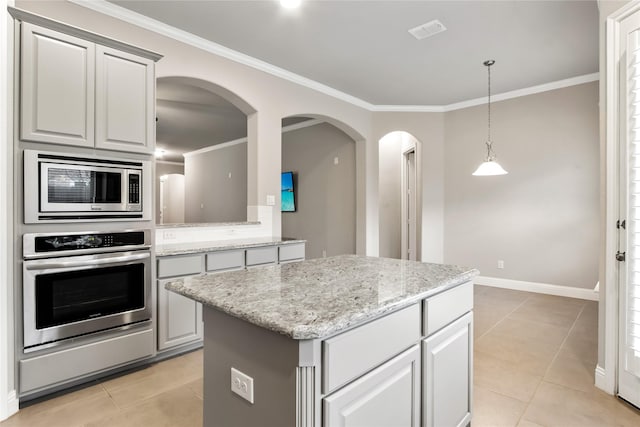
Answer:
[[484, 60, 495, 161]]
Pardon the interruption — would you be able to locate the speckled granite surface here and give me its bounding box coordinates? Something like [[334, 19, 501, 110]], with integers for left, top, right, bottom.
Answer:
[[156, 221, 260, 229], [165, 255, 478, 340], [156, 237, 305, 256]]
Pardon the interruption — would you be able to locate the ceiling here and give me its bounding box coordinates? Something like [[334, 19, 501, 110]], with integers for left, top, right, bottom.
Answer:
[[116, 0, 599, 163], [111, 0, 599, 106]]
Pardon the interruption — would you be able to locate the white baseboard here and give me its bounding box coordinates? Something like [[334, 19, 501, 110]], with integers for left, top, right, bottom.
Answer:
[[0, 390, 19, 421], [475, 276, 599, 301], [594, 364, 615, 395]]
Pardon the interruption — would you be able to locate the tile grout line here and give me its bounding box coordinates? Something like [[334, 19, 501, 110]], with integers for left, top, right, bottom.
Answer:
[[474, 293, 531, 342], [514, 302, 587, 426]]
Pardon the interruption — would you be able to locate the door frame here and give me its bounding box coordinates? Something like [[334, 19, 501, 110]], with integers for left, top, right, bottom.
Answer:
[[602, 0, 640, 396], [401, 147, 417, 261]]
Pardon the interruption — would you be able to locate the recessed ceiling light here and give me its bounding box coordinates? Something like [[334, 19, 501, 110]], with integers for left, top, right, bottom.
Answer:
[[280, 0, 301, 9], [408, 19, 447, 40]]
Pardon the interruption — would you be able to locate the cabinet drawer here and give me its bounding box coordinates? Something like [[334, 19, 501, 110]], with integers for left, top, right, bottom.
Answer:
[[279, 243, 305, 263], [322, 303, 421, 394], [323, 345, 420, 427], [423, 281, 473, 336], [206, 250, 245, 272], [246, 246, 277, 267], [157, 255, 202, 278]]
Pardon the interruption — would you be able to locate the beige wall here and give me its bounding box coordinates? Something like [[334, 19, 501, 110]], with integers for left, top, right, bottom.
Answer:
[[444, 82, 599, 288], [373, 112, 445, 263], [184, 143, 247, 223], [282, 123, 356, 259], [155, 162, 184, 223], [378, 135, 403, 259]]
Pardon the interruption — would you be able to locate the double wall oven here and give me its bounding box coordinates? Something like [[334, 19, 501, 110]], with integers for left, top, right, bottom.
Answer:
[[22, 230, 152, 351]]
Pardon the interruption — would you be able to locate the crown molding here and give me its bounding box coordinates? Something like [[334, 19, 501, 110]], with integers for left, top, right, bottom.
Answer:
[[441, 72, 600, 112], [183, 118, 325, 158], [70, 0, 599, 114], [69, 0, 375, 110]]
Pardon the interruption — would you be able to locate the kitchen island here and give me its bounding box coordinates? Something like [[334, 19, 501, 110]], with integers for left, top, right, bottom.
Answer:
[[166, 255, 478, 427]]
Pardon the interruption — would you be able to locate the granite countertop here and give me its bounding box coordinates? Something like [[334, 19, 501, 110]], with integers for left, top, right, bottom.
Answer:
[[165, 255, 479, 340], [156, 237, 306, 257]]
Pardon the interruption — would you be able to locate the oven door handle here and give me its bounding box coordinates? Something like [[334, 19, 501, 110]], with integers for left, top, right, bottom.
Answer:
[[24, 252, 150, 270]]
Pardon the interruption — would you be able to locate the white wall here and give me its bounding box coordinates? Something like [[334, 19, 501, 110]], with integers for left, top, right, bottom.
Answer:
[[282, 122, 356, 259], [444, 82, 599, 289]]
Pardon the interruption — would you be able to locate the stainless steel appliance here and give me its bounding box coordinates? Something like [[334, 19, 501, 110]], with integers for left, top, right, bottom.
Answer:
[[22, 230, 152, 350], [23, 149, 150, 223]]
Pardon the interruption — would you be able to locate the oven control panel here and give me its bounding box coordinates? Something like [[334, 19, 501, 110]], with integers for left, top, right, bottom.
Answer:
[[23, 230, 150, 259]]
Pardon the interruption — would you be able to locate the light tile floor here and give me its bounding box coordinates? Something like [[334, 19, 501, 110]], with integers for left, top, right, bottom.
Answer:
[[1, 285, 640, 426]]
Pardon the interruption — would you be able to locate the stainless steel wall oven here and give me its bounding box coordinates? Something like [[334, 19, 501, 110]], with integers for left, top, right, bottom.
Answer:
[[22, 230, 151, 351]]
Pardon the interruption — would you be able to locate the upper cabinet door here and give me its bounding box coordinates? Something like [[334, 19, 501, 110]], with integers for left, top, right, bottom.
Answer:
[[95, 46, 154, 154], [21, 22, 95, 147]]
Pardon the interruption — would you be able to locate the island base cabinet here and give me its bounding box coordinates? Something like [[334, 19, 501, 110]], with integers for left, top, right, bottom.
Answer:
[[422, 312, 473, 427], [323, 345, 421, 427], [157, 279, 203, 350]]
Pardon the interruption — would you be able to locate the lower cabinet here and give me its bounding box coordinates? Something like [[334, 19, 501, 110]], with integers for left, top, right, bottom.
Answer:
[[157, 278, 203, 350], [323, 345, 421, 427], [422, 312, 473, 427]]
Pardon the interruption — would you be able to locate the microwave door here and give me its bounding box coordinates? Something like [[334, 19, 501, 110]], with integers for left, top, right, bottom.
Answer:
[[40, 163, 127, 213]]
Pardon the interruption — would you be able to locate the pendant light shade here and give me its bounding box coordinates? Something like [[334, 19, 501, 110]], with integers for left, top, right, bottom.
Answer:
[[473, 60, 508, 176]]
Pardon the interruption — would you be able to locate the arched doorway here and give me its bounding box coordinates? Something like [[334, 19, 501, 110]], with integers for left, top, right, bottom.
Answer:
[[280, 115, 359, 259], [378, 131, 422, 260]]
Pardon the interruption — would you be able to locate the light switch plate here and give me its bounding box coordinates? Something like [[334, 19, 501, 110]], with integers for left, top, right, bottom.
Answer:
[[231, 367, 254, 404]]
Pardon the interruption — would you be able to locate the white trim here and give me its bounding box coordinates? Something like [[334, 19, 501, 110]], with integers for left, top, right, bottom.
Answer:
[[71, 0, 598, 113], [371, 105, 445, 113], [281, 118, 324, 133], [474, 276, 599, 301], [600, 0, 640, 398], [183, 137, 247, 158], [442, 73, 600, 112], [0, 0, 17, 421], [69, 0, 375, 111], [595, 365, 612, 394], [183, 118, 324, 158], [155, 160, 184, 166]]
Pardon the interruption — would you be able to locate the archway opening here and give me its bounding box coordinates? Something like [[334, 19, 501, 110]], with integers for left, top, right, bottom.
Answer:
[[378, 131, 423, 260]]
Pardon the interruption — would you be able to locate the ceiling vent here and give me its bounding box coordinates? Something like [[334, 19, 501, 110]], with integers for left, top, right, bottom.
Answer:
[[408, 19, 447, 40]]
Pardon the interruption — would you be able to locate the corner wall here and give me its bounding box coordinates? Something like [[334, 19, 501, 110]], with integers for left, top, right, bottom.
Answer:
[[444, 82, 599, 289]]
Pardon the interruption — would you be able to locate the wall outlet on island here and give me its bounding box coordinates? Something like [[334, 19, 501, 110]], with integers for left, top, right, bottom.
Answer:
[[231, 367, 254, 404]]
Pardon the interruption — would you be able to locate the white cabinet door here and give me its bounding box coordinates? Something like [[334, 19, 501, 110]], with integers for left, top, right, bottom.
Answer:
[[95, 45, 154, 153], [422, 311, 473, 427], [157, 279, 203, 350], [323, 345, 420, 427], [21, 22, 95, 147]]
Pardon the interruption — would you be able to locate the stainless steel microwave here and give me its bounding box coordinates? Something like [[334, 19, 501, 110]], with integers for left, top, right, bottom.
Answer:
[[24, 150, 150, 223]]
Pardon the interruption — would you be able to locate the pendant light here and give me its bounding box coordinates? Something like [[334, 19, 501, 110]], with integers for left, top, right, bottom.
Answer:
[[472, 60, 508, 176]]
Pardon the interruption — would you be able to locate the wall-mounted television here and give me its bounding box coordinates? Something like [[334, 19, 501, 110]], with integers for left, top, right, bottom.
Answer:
[[281, 171, 296, 212]]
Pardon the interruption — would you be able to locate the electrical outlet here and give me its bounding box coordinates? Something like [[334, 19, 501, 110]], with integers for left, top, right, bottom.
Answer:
[[322, 249, 327, 258], [497, 260, 504, 269], [334, 156, 339, 165], [162, 230, 176, 240], [266, 195, 275, 206], [231, 368, 254, 404]]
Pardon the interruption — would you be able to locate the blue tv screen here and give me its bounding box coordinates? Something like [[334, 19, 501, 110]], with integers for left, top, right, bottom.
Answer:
[[281, 171, 295, 212]]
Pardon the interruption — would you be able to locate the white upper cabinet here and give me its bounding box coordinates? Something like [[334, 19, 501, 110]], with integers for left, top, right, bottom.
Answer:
[[95, 46, 154, 153], [16, 12, 161, 154], [21, 23, 95, 147]]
